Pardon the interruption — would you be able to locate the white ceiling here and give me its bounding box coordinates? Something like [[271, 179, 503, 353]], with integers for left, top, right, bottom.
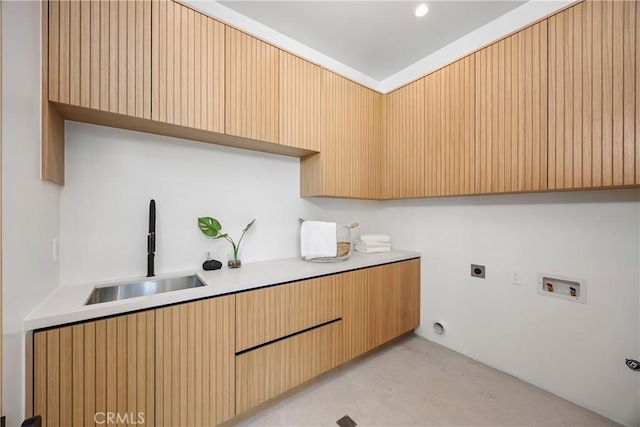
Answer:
[[216, 1, 527, 81]]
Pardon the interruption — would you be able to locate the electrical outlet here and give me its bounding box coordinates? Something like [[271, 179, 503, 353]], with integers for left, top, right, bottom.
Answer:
[[510, 270, 523, 285]]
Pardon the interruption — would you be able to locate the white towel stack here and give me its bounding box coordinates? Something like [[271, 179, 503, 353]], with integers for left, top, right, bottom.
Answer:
[[355, 234, 392, 254]]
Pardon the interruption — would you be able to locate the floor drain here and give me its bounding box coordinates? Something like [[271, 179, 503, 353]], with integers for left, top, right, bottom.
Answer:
[[336, 415, 357, 427]]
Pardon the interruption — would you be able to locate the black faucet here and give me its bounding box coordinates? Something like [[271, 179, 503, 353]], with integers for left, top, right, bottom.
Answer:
[[147, 199, 156, 277]]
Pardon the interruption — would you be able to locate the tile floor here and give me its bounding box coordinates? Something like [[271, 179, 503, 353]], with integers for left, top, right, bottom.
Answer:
[[241, 335, 619, 427]]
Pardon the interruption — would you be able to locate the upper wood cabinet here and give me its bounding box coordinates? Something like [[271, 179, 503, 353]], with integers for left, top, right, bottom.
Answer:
[[33, 312, 155, 427], [424, 56, 476, 197], [383, 78, 425, 199], [155, 296, 235, 427], [548, 0, 639, 189], [151, 0, 225, 132], [47, 0, 151, 119], [225, 27, 279, 143], [301, 70, 383, 199], [279, 52, 322, 151], [475, 21, 548, 194]]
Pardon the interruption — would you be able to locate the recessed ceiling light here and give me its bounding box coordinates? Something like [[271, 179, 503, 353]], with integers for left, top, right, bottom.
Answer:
[[415, 4, 429, 17]]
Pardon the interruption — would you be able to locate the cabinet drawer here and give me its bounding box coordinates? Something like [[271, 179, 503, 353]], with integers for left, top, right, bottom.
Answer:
[[235, 321, 343, 414], [236, 275, 342, 352]]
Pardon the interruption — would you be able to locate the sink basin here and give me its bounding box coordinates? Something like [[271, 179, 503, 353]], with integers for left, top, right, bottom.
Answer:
[[85, 275, 206, 305]]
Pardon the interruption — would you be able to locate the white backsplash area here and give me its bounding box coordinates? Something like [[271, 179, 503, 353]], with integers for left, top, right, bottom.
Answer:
[[60, 122, 382, 286]]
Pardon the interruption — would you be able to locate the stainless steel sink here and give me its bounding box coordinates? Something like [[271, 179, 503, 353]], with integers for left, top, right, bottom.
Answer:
[[85, 275, 206, 305]]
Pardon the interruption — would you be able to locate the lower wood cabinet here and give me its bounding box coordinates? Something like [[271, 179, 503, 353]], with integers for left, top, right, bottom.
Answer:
[[235, 321, 343, 414], [155, 296, 235, 427], [235, 275, 342, 352], [343, 259, 421, 362], [30, 259, 420, 426], [33, 311, 155, 427]]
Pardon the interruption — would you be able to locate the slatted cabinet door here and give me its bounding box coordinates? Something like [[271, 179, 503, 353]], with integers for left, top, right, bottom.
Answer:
[[225, 26, 279, 143], [155, 295, 236, 427], [33, 312, 155, 427], [309, 70, 383, 199], [236, 275, 342, 352], [370, 259, 421, 348], [279, 51, 322, 151], [342, 259, 421, 363], [47, 0, 151, 119], [548, 0, 639, 189], [383, 78, 425, 199], [475, 21, 548, 194], [424, 56, 475, 197], [341, 268, 372, 362], [235, 321, 343, 414], [152, 0, 225, 132]]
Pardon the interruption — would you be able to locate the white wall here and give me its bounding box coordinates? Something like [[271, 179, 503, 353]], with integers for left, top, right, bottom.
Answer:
[[2, 1, 62, 425], [60, 122, 381, 285], [380, 190, 640, 427]]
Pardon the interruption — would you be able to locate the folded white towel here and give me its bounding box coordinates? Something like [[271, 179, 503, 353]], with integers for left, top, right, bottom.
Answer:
[[301, 221, 337, 259], [354, 238, 391, 248], [359, 233, 391, 243], [355, 244, 392, 254]]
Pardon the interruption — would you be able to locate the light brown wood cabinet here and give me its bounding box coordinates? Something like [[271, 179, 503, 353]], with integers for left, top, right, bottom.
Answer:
[[235, 321, 343, 414], [155, 296, 235, 427], [235, 275, 342, 353], [424, 56, 476, 197], [279, 51, 322, 151], [33, 312, 155, 427], [548, 0, 639, 189], [225, 26, 280, 144], [301, 70, 383, 199], [48, 0, 151, 119], [30, 259, 420, 425], [475, 21, 548, 194], [383, 78, 425, 199], [343, 259, 421, 363], [151, 0, 225, 133]]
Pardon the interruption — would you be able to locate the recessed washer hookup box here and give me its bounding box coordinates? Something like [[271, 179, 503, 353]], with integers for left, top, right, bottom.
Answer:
[[537, 273, 587, 304]]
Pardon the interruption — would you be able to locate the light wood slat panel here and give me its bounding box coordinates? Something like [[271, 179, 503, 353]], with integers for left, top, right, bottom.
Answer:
[[48, 0, 151, 119], [383, 78, 424, 199], [34, 332, 48, 424], [549, 0, 638, 188], [225, 26, 278, 143], [279, 51, 321, 151], [42, 0, 65, 185], [79, 0, 90, 108], [33, 312, 154, 427], [315, 70, 382, 198], [424, 56, 475, 197], [236, 321, 343, 414], [155, 296, 236, 427], [152, 0, 225, 132], [48, 0, 60, 102], [475, 21, 547, 194], [370, 259, 421, 348], [342, 268, 371, 362], [236, 275, 342, 352]]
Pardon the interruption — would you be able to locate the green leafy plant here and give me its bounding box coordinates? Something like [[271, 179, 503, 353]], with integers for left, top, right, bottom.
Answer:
[[198, 217, 256, 267]]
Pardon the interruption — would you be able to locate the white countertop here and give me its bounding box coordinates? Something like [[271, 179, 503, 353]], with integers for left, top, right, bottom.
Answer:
[[24, 249, 421, 331]]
